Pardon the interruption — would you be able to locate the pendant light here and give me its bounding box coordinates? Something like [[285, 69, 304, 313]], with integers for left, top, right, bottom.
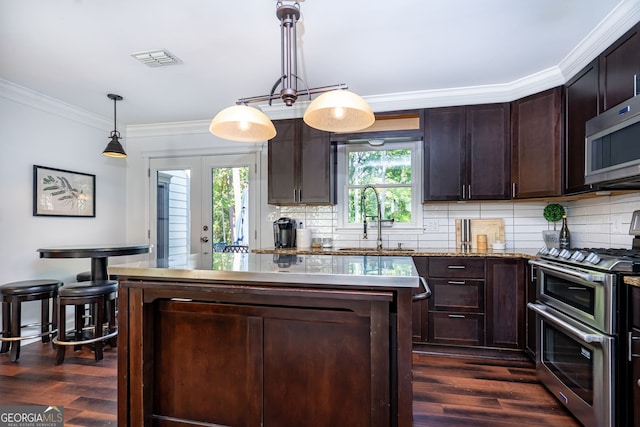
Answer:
[[209, 1, 374, 142], [102, 93, 126, 158]]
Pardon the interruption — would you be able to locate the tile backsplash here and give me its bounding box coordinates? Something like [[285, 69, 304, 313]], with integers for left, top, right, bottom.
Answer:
[[273, 192, 640, 250]]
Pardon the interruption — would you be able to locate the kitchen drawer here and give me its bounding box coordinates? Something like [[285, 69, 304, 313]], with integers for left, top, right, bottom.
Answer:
[[428, 312, 485, 346], [429, 257, 485, 278], [429, 278, 484, 313]]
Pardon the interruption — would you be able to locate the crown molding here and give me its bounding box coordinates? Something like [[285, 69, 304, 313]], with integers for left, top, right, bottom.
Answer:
[[126, 120, 211, 138], [560, 0, 640, 81], [0, 78, 112, 132]]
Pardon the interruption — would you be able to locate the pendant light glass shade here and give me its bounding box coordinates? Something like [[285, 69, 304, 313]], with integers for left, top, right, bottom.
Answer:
[[209, 104, 277, 142], [303, 89, 375, 133]]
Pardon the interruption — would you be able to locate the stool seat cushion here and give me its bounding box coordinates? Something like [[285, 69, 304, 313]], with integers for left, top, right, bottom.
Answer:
[[0, 279, 63, 296], [58, 280, 118, 297]]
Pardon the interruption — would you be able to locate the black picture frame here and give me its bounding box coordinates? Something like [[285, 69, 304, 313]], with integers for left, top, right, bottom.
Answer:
[[33, 165, 96, 217]]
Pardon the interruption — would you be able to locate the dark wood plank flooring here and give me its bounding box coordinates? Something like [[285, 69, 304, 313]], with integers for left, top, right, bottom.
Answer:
[[0, 343, 580, 426]]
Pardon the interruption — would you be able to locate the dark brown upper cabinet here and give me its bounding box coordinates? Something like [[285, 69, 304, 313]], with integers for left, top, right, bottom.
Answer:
[[511, 87, 563, 199], [268, 119, 336, 205], [564, 59, 599, 195], [599, 22, 640, 113], [423, 103, 510, 201]]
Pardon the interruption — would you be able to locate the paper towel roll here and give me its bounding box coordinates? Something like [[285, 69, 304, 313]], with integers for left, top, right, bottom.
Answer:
[[296, 229, 311, 248]]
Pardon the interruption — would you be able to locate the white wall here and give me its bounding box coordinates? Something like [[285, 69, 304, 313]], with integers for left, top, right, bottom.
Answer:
[[0, 82, 129, 334], [277, 193, 640, 251]]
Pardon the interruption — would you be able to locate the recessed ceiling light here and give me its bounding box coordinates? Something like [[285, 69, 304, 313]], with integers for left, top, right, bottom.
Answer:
[[131, 49, 182, 67]]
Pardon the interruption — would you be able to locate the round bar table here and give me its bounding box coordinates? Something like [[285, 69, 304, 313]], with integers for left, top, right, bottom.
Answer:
[[37, 244, 150, 280]]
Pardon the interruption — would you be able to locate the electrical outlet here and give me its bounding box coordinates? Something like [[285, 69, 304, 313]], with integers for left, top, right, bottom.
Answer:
[[424, 220, 438, 232]]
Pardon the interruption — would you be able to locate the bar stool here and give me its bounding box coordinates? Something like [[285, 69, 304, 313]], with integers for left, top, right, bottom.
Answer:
[[53, 280, 118, 365], [0, 279, 63, 362]]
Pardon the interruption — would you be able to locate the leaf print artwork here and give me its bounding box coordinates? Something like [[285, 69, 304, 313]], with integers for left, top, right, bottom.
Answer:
[[41, 174, 90, 207], [33, 165, 95, 217]]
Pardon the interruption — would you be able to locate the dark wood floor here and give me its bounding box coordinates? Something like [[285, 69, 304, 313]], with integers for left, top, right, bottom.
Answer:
[[0, 343, 580, 426]]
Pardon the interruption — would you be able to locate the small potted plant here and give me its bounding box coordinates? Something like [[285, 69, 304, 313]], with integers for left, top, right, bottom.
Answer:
[[542, 203, 565, 248]]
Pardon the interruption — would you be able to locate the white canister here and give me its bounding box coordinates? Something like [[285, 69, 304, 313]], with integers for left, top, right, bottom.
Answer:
[[296, 229, 312, 248]]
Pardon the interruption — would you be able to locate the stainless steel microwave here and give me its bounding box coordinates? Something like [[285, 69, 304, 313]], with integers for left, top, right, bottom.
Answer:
[[585, 95, 640, 187]]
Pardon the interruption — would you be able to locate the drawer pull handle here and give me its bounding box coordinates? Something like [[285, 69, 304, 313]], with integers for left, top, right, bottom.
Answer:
[[448, 281, 466, 285], [448, 265, 466, 269], [448, 314, 466, 319]]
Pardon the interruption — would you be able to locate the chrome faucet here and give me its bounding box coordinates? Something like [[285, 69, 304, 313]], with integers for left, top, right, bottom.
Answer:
[[361, 185, 394, 251]]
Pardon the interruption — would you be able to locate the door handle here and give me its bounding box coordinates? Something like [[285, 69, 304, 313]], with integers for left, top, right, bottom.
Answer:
[[412, 277, 432, 302], [200, 236, 209, 243]]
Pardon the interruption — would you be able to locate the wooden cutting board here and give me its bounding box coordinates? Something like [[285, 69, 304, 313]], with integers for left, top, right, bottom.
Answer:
[[455, 219, 505, 249]]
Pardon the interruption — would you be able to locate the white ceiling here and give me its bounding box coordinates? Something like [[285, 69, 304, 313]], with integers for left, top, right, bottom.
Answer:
[[1, 0, 639, 127]]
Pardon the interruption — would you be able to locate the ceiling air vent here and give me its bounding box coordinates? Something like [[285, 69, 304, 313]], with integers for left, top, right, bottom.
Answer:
[[131, 49, 182, 67]]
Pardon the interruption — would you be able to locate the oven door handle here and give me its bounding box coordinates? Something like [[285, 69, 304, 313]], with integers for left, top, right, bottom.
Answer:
[[528, 303, 604, 345], [528, 260, 604, 283]]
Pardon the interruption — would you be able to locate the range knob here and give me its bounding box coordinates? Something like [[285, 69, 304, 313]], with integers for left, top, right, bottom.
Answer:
[[585, 252, 601, 265], [548, 248, 560, 257], [559, 249, 572, 259], [571, 251, 586, 262], [538, 246, 549, 255]]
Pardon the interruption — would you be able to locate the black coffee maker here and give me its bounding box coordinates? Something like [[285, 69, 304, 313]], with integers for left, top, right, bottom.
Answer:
[[273, 217, 297, 248]]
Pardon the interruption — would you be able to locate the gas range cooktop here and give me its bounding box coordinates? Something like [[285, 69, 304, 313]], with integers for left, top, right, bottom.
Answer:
[[536, 246, 640, 273]]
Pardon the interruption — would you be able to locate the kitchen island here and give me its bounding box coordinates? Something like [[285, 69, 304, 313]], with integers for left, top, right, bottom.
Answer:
[[110, 253, 420, 427]]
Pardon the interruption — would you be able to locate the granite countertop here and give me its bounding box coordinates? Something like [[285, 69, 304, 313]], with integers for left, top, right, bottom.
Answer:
[[109, 252, 419, 288], [253, 247, 540, 260], [624, 276, 640, 288]]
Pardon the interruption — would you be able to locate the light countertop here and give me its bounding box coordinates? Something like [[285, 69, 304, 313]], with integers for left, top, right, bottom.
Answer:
[[252, 247, 540, 259], [109, 253, 419, 288]]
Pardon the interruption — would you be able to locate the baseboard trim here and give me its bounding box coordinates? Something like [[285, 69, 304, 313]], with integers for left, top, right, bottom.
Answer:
[[412, 342, 532, 362]]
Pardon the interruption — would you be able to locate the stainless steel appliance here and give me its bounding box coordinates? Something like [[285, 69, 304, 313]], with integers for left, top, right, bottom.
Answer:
[[528, 244, 638, 427], [273, 217, 297, 248], [585, 95, 640, 188]]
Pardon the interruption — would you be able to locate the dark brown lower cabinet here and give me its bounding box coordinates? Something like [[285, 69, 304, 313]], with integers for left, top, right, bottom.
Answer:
[[525, 264, 537, 358], [419, 257, 526, 351], [430, 312, 485, 346], [427, 257, 485, 346], [119, 279, 412, 427], [631, 285, 640, 426], [486, 258, 526, 349], [428, 278, 485, 345]]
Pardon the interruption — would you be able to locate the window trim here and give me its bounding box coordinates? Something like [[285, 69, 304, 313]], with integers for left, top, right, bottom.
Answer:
[[336, 140, 423, 232]]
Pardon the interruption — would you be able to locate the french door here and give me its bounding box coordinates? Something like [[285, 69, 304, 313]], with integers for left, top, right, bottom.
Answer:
[[149, 154, 258, 267]]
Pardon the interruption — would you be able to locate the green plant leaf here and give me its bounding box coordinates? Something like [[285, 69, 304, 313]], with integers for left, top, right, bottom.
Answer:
[[543, 203, 565, 222]]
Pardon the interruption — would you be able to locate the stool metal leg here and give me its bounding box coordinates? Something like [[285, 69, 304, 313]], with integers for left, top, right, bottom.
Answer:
[[41, 298, 50, 344], [94, 295, 105, 361], [10, 296, 20, 362], [55, 302, 66, 365], [74, 304, 84, 352], [0, 301, 9, 353]]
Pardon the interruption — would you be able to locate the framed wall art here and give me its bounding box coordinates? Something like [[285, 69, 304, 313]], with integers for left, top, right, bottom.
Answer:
[[33, 165, 96, 217]]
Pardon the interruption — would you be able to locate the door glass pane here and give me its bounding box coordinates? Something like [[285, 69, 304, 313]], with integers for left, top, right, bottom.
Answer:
[[211, 166, 249, 253], [156, 170, 191, 265], [542, 322, 594, 404]]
